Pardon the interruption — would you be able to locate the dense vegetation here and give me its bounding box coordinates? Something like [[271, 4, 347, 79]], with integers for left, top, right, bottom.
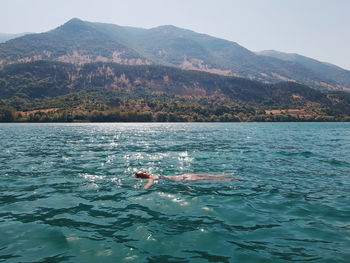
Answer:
[[0, 61, 349, 122], [0, 61, 334, 103], [2, 93, 349, 123]]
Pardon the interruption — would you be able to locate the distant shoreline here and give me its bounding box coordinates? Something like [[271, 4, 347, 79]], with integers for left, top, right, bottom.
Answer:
[[1, 107, 349, 123], [1, 120, 350, 124]]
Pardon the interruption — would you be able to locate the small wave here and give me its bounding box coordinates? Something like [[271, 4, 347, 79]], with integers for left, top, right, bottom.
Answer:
[[277, 151, 316, 158], [321, 159, 350, 167], [182, 250, 231, 263]]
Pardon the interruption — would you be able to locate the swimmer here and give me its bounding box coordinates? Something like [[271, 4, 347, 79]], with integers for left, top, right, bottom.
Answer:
[[134, 171, 241, 189]]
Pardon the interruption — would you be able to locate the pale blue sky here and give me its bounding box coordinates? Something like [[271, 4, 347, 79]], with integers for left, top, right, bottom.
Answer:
[[1, 0, 349, 69]]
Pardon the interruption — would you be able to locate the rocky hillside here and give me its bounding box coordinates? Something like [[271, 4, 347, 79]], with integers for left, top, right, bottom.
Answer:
[[0, 60, 330, 105], [257, 50, 350, 90], [1, 18, 349, 92], [1, 61, 349, 122]]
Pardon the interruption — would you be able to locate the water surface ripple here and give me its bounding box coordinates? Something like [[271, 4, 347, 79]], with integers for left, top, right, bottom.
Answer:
[[0, 123, 349, 262]]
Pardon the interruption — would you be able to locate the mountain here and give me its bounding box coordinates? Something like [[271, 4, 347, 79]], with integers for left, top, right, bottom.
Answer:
[[257, 50, 350, 91], [1, 61, 350, 121], [0, 19, 148, 66], [0, 18, 349, 92], [0, 32, 31, 43], [0, 60, 323, 104]]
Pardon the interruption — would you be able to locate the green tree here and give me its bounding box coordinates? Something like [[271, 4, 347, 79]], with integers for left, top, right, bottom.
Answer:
[[0, 106, 15, 122]]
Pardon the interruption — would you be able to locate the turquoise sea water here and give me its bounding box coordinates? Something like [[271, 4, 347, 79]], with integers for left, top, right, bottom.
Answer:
[[0, 123, 349, 263]]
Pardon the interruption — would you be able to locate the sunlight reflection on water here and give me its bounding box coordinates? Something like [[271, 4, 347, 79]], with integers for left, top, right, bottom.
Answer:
[[0, 123, 349, 262]]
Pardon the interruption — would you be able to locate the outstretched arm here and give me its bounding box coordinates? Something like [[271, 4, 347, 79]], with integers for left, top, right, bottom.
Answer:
[[143, 179, 155, 190]]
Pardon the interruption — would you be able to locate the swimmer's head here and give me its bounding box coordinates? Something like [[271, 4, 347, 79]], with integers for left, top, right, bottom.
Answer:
[[134, 171, 151, 179]]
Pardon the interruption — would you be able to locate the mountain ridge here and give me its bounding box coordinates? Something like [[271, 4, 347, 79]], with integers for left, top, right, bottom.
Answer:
[[0, 32, 32, 43], [0, 18, 349, 92], [257, 50, 350, 89]]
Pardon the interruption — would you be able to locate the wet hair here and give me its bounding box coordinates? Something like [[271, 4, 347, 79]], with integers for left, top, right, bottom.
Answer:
[[134, 171, 151, 179]]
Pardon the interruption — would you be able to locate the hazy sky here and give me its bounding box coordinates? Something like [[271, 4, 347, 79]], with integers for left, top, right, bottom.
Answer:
[[1, 0, 349, 69]]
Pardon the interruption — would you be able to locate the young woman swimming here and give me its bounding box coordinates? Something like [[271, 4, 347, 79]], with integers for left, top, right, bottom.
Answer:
[[134, 171, 241, 189]]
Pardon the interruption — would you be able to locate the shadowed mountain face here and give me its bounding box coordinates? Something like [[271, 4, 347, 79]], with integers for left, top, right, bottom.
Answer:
[[0, 18, 349, 91], [0, 60, 335, 105], [1, 61, 350, 122]]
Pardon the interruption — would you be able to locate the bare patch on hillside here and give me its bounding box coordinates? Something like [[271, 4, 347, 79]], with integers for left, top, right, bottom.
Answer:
[[20, 108, 59, 117], [271, 73, 296, 82], [265, 109, 317, 118], [180, 57, 232, 76], [163, 75, 170, 83], [57, 51, 93, 64], [313, 81, 350, 92], [291, 94, 302, 99], [112, 51, 151, 65], [55, 51, 152, 66]]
